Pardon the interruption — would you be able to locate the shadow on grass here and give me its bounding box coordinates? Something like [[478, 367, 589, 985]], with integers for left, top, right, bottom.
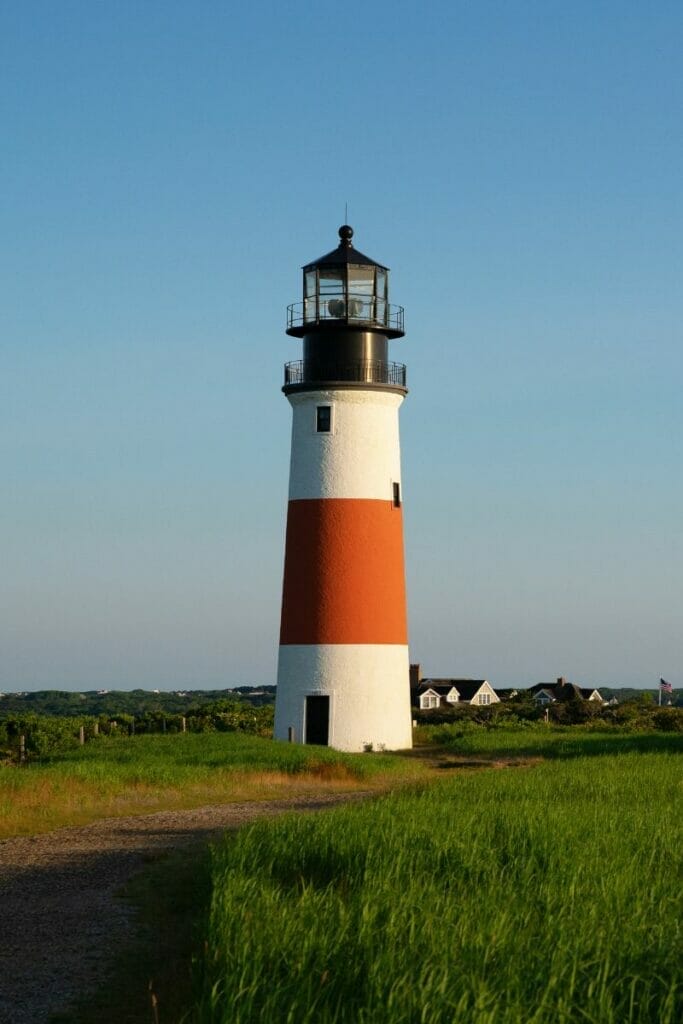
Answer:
[[409, 730, 683, 764], [49, 842, 213, 1024]]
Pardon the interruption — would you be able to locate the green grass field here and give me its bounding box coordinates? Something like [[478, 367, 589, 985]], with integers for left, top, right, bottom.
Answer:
[[197, 735, 682, 1024], [0, 733, 424, 838], [4, 727, 680, 1022], [415, 722, 681, 759]]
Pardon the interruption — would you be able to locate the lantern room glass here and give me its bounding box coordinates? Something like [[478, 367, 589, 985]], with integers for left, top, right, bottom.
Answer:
[[302, 264, 390, 326], [318, 270, 344, 295], [304, 270, 317, 321], [348, 266, 374, 321]]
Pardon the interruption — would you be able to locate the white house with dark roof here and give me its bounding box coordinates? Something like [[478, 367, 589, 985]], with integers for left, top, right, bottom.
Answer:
[[409, 666, 500, 710], [527, 678, 604, 705]]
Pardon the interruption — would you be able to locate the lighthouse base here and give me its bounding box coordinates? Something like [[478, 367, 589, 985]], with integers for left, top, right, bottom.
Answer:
[[274, 644, 413, 752]]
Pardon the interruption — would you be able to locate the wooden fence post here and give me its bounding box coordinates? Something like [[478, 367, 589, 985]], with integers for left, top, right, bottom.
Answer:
[[19, 735, 26, 764], [162, 718, 166, 734], [79, 725, 85, 745], [181, 717, 187, 733], [93, 722, 99, 736]]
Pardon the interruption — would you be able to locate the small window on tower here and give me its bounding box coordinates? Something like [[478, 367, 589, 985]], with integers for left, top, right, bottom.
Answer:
[[316, 405, 331, 433], [393, 482, 401, 507]]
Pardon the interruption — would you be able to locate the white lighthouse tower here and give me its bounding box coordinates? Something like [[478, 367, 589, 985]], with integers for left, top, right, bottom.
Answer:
[[274, 225, 413, 752]]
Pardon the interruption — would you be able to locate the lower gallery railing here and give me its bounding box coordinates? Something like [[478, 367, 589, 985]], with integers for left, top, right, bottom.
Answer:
[[284, 360, 407, 388]]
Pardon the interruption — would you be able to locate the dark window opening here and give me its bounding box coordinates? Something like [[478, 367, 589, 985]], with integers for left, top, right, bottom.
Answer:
[[316, 405, 331, 432], [393, 481, 401, 507]]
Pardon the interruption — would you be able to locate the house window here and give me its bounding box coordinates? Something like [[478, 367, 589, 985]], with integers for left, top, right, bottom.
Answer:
[[392, 482, 401, 507], [316, 406, 331, 433], [478, 693, 491, 706], [421, 693, 440, 710], [446, 691, 459, 703]]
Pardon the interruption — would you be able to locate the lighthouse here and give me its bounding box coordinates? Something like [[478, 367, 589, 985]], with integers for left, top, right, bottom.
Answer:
[[274, 225, 413, 752]]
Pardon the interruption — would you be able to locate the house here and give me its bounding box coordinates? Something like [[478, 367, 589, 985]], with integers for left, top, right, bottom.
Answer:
[[527, 677, 604, 705], [410, 665, 500, 710]]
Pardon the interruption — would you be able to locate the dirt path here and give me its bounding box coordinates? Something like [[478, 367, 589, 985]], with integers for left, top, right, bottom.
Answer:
[[0, 793, 372, 1024]]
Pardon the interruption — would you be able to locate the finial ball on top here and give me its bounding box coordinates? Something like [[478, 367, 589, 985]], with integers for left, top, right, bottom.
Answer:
[[338, 224, 354, 243]]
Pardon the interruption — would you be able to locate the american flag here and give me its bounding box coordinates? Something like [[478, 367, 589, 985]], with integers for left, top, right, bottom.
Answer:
[[660, 678, 673, 693]]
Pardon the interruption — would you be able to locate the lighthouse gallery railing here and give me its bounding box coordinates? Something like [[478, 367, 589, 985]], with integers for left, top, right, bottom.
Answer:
[[284, 359, 406, 388], [287, 297, 404, 333]]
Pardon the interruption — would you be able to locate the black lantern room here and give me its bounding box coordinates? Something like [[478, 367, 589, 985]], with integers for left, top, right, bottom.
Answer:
[[284, 226, 406, 395]]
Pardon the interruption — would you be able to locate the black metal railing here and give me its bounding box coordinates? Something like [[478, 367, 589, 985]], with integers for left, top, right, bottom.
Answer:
[[284, 359, 407, 389], [287, 295, 404, 333]]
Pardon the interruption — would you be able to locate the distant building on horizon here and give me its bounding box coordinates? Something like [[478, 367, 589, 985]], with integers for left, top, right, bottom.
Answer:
[[408, 665, 607, 709], [526, 677, 605, 705], [409, 663, 500, 710]]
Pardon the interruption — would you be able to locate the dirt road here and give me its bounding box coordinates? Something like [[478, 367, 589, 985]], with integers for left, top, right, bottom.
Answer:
[[0, 793, 370, 1024]]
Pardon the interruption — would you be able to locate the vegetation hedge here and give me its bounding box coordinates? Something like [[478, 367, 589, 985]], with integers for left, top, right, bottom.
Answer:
[[3, 693, 681, 764], [415, 697, 683, 731], [0, 701, 274, 763]]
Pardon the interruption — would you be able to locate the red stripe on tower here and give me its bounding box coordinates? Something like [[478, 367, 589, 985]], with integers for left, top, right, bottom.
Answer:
[[280, 498, 408, 646]]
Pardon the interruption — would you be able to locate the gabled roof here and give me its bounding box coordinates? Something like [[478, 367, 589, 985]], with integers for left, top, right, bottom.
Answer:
[[528, 682, 603, 702], [413, 679, 489, 701], [412, 683, 458, 697]]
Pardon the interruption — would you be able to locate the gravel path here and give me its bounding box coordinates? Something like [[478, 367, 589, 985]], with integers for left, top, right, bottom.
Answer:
[[0, 793, 372, 1024]]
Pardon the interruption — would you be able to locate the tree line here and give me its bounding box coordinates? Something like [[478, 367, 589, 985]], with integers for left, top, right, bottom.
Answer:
[[0, 686, 275, 718]]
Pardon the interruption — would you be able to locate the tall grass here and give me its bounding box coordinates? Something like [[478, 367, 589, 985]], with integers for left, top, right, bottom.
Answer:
[[198, 745, 682, 1023], [416, 722, 683, 760], [0, 734, 422, 838]]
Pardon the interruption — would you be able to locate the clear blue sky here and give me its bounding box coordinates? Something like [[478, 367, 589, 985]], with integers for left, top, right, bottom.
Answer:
[[2, 1, 681, 691]]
